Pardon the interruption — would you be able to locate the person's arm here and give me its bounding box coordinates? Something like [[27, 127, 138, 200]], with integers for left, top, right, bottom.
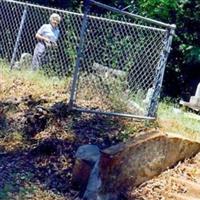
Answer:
[[35, 33, 50, 43]]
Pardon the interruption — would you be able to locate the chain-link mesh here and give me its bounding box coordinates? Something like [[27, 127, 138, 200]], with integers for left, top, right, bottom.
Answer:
[[0, 1, 24, 61], [0, 0, 83, 77], [73, 3, 169, 117], [0, 0, 173, 119]]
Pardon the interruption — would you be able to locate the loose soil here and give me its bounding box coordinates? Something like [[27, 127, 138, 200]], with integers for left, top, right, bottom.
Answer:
[[129, 152, 200, 200], [1, 69, 200, 200]]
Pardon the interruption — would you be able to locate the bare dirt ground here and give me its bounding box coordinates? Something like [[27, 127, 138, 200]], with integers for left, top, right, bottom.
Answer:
[[1, 69, 200, 200], [0, 98, 125, 199], [130, 152, 200, 200]]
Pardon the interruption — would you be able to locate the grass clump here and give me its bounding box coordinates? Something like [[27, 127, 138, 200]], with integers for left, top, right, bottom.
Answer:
[[158, 100, 200, 141]]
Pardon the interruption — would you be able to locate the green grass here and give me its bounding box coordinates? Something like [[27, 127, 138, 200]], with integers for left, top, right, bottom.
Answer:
[[158, 101, 200, 141]]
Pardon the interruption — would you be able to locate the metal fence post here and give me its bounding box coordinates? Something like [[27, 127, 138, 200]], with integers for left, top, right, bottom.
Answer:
[[147, 25, 176, 117], [68, 0, 91, 110], [10, 4, 28, 69]]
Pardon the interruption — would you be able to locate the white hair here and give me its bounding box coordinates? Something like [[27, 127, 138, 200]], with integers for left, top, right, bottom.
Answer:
[[49, 13, 61, 22]]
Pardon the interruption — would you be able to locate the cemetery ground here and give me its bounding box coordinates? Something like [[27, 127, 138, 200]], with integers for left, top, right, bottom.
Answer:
[[1, 64, 200, 200]]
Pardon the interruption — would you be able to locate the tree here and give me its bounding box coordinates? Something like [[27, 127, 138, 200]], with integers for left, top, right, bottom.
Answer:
[[135, 0, 200, 100]]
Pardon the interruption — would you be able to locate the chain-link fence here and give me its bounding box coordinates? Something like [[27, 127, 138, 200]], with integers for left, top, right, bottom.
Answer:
[[0, 0, 83, 77], [0, 0, 175, 119]]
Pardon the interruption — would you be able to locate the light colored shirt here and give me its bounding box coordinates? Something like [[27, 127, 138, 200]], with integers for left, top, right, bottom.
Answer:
[[37, 24, 60, 43]]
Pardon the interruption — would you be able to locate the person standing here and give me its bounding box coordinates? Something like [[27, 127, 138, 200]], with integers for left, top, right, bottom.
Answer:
[[32, 13, 61, 70]]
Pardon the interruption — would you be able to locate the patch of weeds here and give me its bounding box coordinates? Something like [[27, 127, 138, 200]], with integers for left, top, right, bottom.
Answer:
[[144, 120, 159, 129], [118, 125, 139, 142], [117, 119, 158, 142], [1, 131, 25, 152], [119, 130, 131, 142], [0, 183, 14, 200], [0, 184, 36, 200], [3, 131, 23, 143], [1, 172, 35, 199], [17, 171, 34, 181]]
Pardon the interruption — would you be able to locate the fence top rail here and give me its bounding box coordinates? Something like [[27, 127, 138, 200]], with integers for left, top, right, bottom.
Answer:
[[89, 0, 176, 30], [86, 17, 167, 32], [3, 0, 169, 32]]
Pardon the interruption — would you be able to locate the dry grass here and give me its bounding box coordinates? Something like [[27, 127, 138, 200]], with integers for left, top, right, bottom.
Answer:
[[0, 61, 70, 105]]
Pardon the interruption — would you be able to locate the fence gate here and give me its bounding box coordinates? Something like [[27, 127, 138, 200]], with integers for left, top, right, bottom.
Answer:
[[0, 0, 175, 120], [69, 0, 175, 119]]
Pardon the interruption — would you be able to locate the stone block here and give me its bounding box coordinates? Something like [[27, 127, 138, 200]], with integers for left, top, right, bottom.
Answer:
[[190, 96, 200, 106], [195, 83, 200, 97], [98, 131, 200, 197]]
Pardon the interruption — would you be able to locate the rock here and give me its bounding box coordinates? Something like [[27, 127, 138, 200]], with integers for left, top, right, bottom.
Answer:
[[83, 158, 101, 200], [92, 62, 126, 79], [190, 96, 200, 106], [13, 53, 32, 70], [180, 100, 200, 111], [143, 87, 154, 105], [98, 131, 200, 198], [72, 145, 100, 193], [180, 82, 200, 111], [195, 83, 200, 97]]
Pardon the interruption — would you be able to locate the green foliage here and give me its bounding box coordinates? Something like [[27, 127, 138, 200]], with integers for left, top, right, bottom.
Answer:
[[137, 0, 178, 21], [136, 0, 200, 98]]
